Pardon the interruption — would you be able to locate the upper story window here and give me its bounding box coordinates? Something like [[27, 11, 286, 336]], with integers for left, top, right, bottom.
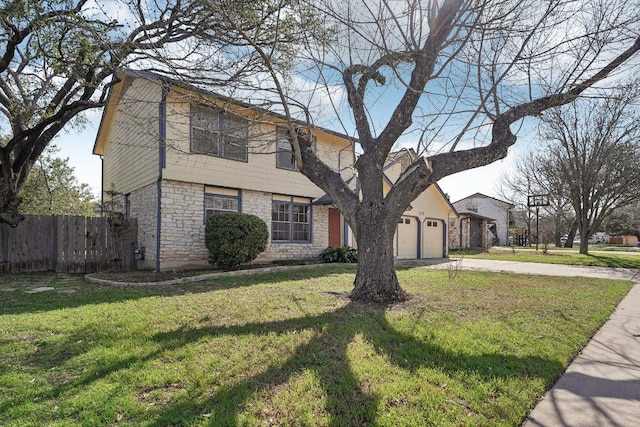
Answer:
[[191, 104, 248, 162], [276, 127, 297, 170], [275, 126, 318, 171]]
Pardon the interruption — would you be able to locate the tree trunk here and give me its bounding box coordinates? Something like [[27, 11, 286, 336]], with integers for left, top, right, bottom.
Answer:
[[350, 215, 407, 303], [579, 223, 590, 255], [564, 221, 578, 248], [554, 210, 563, 247], [0, 176, 25, 227]]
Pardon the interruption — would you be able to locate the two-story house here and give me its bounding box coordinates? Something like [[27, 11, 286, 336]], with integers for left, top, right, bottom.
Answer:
[[93, 69, 357, 270], [93, 70, 455, 270], [449, 193, 514, 248]]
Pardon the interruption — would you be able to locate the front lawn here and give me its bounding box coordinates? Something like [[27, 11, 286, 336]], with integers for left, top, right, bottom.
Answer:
[[455, 248, 640, 269], [0, 268, 632, 426]]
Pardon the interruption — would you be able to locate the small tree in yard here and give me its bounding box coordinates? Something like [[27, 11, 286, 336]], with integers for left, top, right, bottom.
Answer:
[[205, 212, 268, 271]]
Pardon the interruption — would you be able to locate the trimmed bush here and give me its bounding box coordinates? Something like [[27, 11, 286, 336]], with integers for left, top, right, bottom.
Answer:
[[319, 245, 358, 263], [205, 212, 268, 270]]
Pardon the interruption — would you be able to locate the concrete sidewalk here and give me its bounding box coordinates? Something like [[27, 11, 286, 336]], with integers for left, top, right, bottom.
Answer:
[[420, 258, 640, 427]]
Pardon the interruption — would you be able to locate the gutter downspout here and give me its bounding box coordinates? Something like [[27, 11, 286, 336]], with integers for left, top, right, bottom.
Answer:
[[100, 155, 104, 217], [156, 86, 168, 272]]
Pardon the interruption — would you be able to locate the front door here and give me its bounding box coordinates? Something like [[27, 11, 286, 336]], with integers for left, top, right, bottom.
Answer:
[[328, 208, 341, 248]]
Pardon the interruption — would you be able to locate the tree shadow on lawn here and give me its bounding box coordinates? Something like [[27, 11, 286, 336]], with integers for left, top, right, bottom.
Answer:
[[0, 266, 357, 316], [586, 254, 640, 269], [148, 299, 563, 426]]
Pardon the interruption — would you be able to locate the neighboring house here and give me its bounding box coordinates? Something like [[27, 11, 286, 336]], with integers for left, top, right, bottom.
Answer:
[[94, 70, 355, 270], [448, 211, 495, 249], [317, 149, 457, 259], [449, 193, 515, 248]]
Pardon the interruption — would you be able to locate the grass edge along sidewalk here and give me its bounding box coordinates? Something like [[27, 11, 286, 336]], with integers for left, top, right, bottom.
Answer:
[[452, 247, 640, 269], [0, 266, 633, 426]]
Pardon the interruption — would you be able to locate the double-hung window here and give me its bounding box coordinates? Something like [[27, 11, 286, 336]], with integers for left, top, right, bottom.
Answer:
[[271, 196, 311, 243], [191, 104, 248, 161], [275, 126, 318, 170], [204, 187, 240, 221], [276, 127, 297, 170]]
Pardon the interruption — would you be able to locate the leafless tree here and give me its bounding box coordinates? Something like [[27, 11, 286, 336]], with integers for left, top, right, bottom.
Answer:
[[200, 0, 640, 302], [4, 0, 640, 302], [539, 85, 640, 254], [498, 153, 575, 247], [0, 0, 290, 227], [196, 0, 640, 301]]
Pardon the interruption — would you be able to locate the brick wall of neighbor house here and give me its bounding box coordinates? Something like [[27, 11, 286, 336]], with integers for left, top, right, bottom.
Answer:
[[449, 217, 484, 249], [129, 182, 158, 269], [448, 218, 461, 249]]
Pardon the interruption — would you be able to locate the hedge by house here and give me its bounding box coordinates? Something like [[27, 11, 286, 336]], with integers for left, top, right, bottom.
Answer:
[[205, 212, 268, 270]]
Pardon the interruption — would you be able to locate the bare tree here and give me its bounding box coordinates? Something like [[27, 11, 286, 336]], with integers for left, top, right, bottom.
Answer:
[[4, 1, 640, 302], [195, 0, 640, 302], [498, 153, 576, 247], [0, 0, 288, 227], [539, 86, 640, 254]]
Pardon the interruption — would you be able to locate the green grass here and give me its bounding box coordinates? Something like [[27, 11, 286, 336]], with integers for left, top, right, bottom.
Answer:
[[594, 246, 640, 253], [455, 248, 640, 269], [0, 267, 632, 426]]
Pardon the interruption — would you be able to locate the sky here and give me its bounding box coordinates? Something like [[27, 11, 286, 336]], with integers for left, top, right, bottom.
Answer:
[[56, 109, 521, 206], [41, 0, 636, 209]]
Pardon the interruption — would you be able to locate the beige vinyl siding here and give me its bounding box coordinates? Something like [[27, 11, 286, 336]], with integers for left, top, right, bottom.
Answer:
[[102, 77, 160, 195], [410, 185, 452, 220], [162, 92, 354, 199], [385, 161, 453, 259], [413, 186, 452, 258]]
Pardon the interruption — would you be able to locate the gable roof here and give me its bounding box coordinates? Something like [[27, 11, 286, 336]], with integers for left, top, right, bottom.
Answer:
[[383, 149, 458, 217], [452, 192, 515, 208], [93, 68, 357, 156], [314, 149, 459, 218]]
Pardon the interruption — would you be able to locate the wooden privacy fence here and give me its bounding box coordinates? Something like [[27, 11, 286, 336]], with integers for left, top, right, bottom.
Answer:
[[0, 215, 137, 274]]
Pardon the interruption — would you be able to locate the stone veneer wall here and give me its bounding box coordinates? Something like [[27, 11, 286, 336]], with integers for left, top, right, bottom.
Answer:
[[448, 218, 461, 249], [448, 217, 493, 249], [242, 190, 329, 261], [448, 217, 471, 249], [129, 182, 159, 269], [156, 181, 330, 270], [159, 180, 209, 269]]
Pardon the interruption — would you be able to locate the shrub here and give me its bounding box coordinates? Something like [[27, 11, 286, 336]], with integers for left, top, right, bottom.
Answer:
[[319, 246, 358, 263], [205, 212, 268, 270]]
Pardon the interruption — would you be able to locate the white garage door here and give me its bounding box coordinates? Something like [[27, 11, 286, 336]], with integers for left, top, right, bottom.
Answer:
[[423, 219, 443, 258], [396, 217, 418, 259]]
